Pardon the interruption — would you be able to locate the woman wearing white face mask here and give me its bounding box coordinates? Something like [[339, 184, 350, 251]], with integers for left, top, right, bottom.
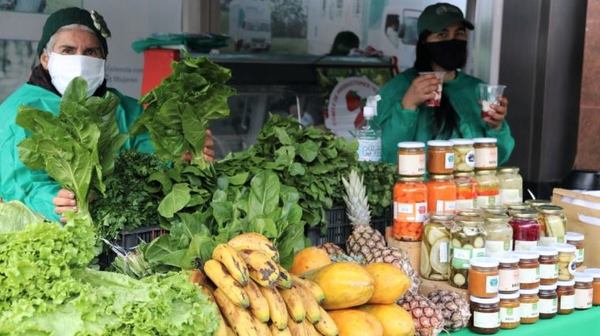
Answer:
[[0, 7, 215, 222]]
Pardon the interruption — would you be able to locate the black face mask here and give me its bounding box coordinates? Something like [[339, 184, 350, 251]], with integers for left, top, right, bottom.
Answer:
[[424, 39, 468, 71]]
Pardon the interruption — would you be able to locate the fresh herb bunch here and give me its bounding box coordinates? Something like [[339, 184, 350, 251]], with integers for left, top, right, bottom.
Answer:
[[355, 161, 397, 217]]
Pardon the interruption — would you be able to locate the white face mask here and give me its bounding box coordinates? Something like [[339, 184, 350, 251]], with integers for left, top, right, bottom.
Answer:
[[47, 52, 105, 97]]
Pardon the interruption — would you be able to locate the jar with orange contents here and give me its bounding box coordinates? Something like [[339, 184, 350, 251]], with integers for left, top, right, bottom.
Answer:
[[583, 268, 600, 306], [427, 175, 457, 215], [393, 176, 428, 241], [475, 170, 500, 209], [455, 172, 477, 211]]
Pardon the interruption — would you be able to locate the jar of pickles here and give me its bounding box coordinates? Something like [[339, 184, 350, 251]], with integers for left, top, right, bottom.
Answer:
[[498, 253, 520, 293], [537, 205, 567, 245], [565, 232, 584, 267], [555, 243, 576, 281], [450, 219, 486, 289], [557, 280, 575, 314], [508, 203, 531, 216], [451, 139, 475, 172], [519, 288, 540, 324], [393, 177, 428, 241], [518, 251, 540, 290], [583, 268, 600, 306], [427, 175, 457, 215], [574, 272, 593, 310], [499, 292, 520, 330], [483, 216, 513, 258], [397, 142, 426, 176], [475, 170, 500, 209], [427, 140, 455, 174], [421, 214, 453, 281], [474, 138, 498, 170], [536, 246, 558, 285], [455, 172, 477, 211], [510, 211, 540, 251], [497, 167, 523, 205], [538, 284, 558, 319]]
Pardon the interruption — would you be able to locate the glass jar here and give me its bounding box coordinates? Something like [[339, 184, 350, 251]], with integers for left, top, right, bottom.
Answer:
[[524, 199, 552, 208], [536, 246, 558, 285], [556, 280, 575, 315], [393, 177, 428, 242], [456, 209, 483, 221], [427, 175, 457, 215], [397, 142, 426, 176], [421, 214, 453, 281], [483, 206, 508, 217], [510, 211, 540, 251], [497, 167, 523, 205], [498, 253, 520, 293], [538, 284, 558, 319], [508, 203, 531, 217], [499, 292, 520, 330], [469, 296, 500, 334], [474, 138, 498, 170], [475, 170, 500, 209], [537, 205, 567, 245], [455, 172, 477, 211], [427, 140, 454, 175], [518, 251, 540, 289], [469, 257, 500, 298], [555, 243, 576, 281], [451, 138, 475, 172], [519, 288, 540, 324], [583, 268, 600, 306], [449, 219, 486, 289], [483, 216, 513, 258], [565, 232, 584, 268], [574, 272, 593, 310]]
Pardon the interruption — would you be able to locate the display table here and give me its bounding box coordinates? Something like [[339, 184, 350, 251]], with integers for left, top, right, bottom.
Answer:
[[453, 307, 600, 335]]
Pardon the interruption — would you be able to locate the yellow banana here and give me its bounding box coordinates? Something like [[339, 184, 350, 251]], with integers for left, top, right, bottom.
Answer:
[[225, 325, 236, 336], [259, 285, 289, 330], [292, 275, 325, 304], [252, 315, 272, 336], [213, 288, 258, 336], [279, 286, 306, 323], [244, 280, 270, 322], [276, 265, 293, 289], [294, 284, 321, 323], [228, 233, 280, 262], [204, 259, 250, 308], [303, 320, 320, 336], [215, 314, 228, 336], [241, 250, 280, 287], [287, 318, 308, 336], [271, 325, 292, 336], [212, 243, 250, 286], [314, 307, 338, 336]]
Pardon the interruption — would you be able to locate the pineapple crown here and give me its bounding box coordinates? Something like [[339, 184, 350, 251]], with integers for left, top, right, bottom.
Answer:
[[342, 169, 371, 226]]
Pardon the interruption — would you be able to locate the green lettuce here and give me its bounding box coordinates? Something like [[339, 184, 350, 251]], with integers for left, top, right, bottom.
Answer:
[[0, 200, 43, 234]]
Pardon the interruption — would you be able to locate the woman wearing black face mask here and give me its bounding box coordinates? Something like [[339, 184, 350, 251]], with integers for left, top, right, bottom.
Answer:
[[374, 3, 514, 164]]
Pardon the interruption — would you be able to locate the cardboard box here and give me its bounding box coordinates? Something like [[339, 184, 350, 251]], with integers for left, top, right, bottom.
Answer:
[[552, 188, 600, 267]]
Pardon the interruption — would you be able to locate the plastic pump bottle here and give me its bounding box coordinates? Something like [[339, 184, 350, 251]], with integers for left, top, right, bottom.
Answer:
[[357, 95, 382, 162]]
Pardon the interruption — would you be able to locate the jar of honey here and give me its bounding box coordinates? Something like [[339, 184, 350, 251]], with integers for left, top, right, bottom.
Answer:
[[499, 292, 520, 330], [539, 284, 558, 319], [427, 140, 455, 174], [427, 174, 457, 215], [468, 257, 500, 298], [517, 251, 540, 290], [519, 288, 540, 324], [397, 142, 426, 176], [574, 272, 593, 310], [536, 246, 558, 285], [393, 176, 428, 241], [556, 280, 575, 315]]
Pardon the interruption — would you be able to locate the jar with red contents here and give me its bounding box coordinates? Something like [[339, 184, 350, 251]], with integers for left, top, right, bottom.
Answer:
[[427, 175, 457, 215], [455, 172, 477, 211], [393, 176, 428, 241], [510, 210, 540, 251]]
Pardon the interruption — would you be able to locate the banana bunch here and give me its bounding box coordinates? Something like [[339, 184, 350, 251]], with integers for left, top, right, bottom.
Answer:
[[198, 233, 339, 336]]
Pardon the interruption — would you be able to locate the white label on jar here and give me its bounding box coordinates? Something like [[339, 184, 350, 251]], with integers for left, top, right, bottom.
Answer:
[[435, 200, 456, 214], [398, 153, 426, 176], [439, 241, 449, 263], [476, 195, 498, 208], [539, 236, 558, 246], [499, 269, 520, 292], [445, 152, 455, 169], [475, 147, 498, 169], [486, 275, 500, 294], [500, 189, 522, 205], [394, 202, 428, 222], [539, 298, 558, 314], [519, 267, 540, 284], [473, 311, 500, 329], [576, 248, 584, 263], [568, 259, 577, 276], [520, 302, 539, 319], [456, 199, 475, 210], [500, 306, 520, 324], [560, 294, 575, 310], [473, 248, 487, 258], [466, 150, 475, 167], [514, 240, 538, 251], [539, 263, 559, 280], [358, 139, 381, 162], [575, 288, 593, 309], [485, 240, 507, 258], [452, 248, 472, 269]]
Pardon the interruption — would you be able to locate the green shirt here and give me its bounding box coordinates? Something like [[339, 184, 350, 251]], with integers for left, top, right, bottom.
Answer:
[[374, 68, 515, 164], [0, 84, 153, 221]]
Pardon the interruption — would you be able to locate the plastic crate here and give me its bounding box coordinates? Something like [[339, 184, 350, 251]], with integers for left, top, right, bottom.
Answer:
[[306, 206, 352, 248], [371, 206, 393, 237], [115, 226, 168, 251]]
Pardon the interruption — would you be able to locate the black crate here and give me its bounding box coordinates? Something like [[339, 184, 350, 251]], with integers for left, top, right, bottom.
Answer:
[[371, 206, 393, 237], [306, 206, 352, 248], [115, 226, 168, 251]]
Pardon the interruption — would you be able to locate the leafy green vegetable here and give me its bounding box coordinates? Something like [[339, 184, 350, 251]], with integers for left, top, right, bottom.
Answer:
[[355, 161, 397, 217], [0, 201, 43, 234]]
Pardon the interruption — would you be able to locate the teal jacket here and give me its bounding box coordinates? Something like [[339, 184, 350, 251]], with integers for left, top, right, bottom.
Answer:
[[0, 84, 153, 221], [374, 68, 515, 164]]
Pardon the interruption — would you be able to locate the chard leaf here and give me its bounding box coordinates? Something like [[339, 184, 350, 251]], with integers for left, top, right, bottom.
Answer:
[[158, 183, 191, 218]]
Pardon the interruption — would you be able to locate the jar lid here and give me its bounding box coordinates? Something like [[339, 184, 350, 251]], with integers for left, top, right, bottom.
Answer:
[[584, 268, 600, 278], [512, 210, 538, 219], [430, 214, 454, 221], [457, 219, 485, 227], [473, 137, 498, 144], [524, 199, 551, 207], [450, 138, 475, 145], [499, 292, 520, 300], [399, 176, 425, 182], [398, 141, 425, 149], [517, 251, 540, 260], [429, 174, 454, 181], [498, 167, 520, 174], [427, 140, 453, 147], [557, 280, 575, 287], [540, 284, 557, 291], [535, 246, 558, 257], [457, 209, 482, 216], [470, 257, 500, 268], [470, 296, 500, 304], [475, 169, 497, 176], [520, 288, 540, 295], [574, 272, 593, 283], [554, 243, 576, 253], [484, 216, 510, 225], [538, 205, 563, 215], [565, 232, 584, 242], [508, 204, 531, 210], [454, 172, 475, 178], [498, 253, 520, 264]]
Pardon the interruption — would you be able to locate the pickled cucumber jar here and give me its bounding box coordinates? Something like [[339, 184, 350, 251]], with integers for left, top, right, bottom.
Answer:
[[498, 167, 523, 205], [451, 139, 475, 172], [455, 172, 477, 211], [449, 219, 486, 289], [475, 170, 500, 209], [538, 205, 567, 245], [421, 214, 454, 281], [483, 216, 513, 258]]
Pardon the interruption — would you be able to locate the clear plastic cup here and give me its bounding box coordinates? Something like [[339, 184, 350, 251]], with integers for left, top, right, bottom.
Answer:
[[419, 71, 445, 107], [479, 84, 506, 118]]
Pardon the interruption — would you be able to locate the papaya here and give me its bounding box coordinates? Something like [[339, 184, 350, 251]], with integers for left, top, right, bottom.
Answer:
[[359, 304, 415, 336], [365, 263, 410, 304], [328, 309, 383, 336], [291, 247, 332, 275]]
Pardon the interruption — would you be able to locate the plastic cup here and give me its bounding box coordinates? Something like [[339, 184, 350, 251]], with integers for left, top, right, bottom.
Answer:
[[479, 84, 506, 118], [419, 71, 445, 107]]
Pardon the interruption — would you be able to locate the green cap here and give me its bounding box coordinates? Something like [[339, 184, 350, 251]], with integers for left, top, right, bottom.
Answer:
[[37, 7, 111, 56], [417, 3, 474, 36]]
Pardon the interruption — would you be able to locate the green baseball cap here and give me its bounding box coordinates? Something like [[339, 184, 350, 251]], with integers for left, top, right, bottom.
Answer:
[[417, 3, 474, 36]]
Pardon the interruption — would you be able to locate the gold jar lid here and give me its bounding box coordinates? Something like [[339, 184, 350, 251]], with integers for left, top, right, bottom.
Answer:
[[429, 174, 454, 181], [512, 210, 538, 219], [498, 167, 520, 174], [475, 169, 497, 176], [398, 176, 425, 183], [538, 205, 563, 215], [454, 172, 475, 178]]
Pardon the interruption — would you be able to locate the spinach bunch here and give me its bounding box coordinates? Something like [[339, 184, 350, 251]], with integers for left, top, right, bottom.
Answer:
[[355, 161, 397, 217]]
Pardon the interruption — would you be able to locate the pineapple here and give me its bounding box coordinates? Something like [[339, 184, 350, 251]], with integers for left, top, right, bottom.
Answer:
[[398, 293, 445, 336], [364, 246, 421, 294], [427, 290, 470, 332], [318, 242, 346, 257]]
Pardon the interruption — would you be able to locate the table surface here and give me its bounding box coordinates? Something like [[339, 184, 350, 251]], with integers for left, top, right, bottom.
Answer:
[[452, 306, 600, 335]]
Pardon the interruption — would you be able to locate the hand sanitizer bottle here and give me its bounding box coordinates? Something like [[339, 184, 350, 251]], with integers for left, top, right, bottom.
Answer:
[[357, 95, 382, 162]]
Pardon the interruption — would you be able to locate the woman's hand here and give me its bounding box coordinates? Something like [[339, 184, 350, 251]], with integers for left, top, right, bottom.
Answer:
[[401, 74, 441, 110], [181, 129, 215, 162], [484, 97, 508, 130], [54, 188, 76, 223]]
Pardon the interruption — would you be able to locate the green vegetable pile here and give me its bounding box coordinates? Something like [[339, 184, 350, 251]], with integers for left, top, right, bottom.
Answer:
[[355, 161, 397, 218]]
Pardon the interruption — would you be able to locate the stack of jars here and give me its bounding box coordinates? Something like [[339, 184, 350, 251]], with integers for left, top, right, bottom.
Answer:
[[473, 138, 500, 209], [536, 246, 559, 320], [426, 141, 457, 215], [467, 257, 501, 334]]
